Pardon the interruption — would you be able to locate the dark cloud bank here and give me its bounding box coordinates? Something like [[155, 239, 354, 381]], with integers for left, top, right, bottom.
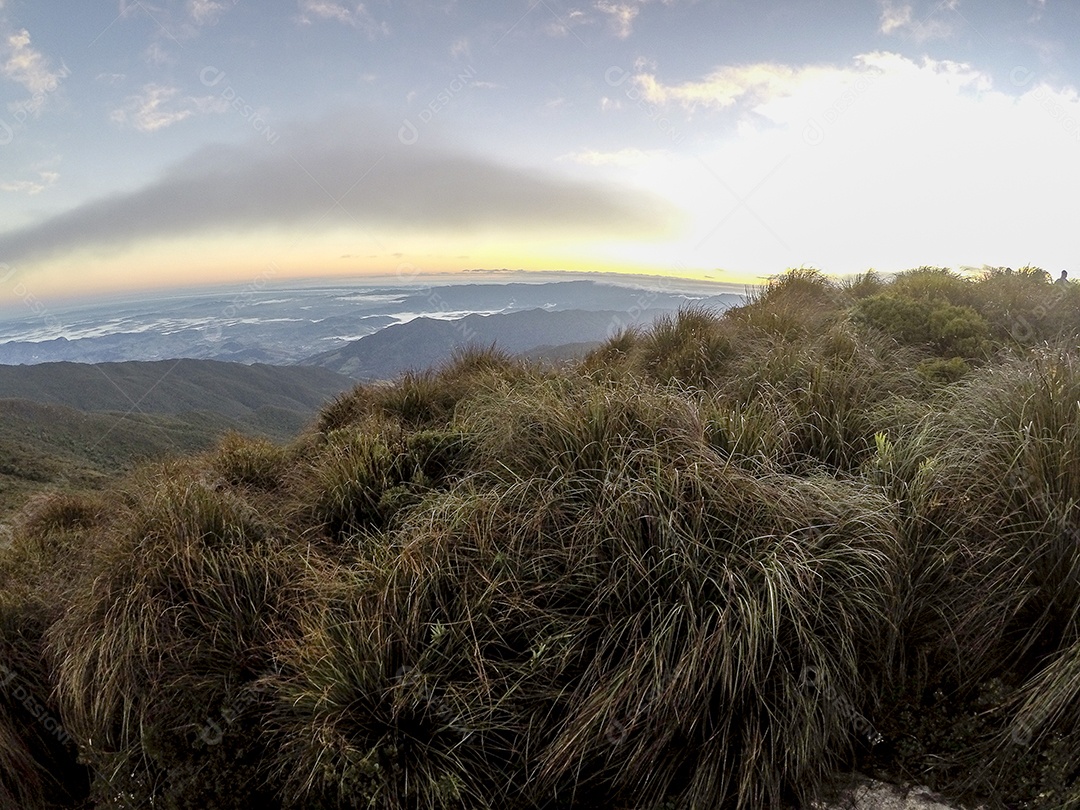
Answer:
[[0, 118, 680, 265]]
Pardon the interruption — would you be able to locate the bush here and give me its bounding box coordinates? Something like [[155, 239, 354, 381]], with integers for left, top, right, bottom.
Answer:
[[630, 306, 735, 388], [853, 294, 990, 359], [866, 347, 1080, 803]]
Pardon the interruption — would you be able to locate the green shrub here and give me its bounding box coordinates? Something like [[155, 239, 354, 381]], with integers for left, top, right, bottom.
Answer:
[[916, 356, 970, 385], [854, 293, 990, 358], [716, 322, 923, 471], [299, 429, 404, 536], [888, 266, 975, 307]]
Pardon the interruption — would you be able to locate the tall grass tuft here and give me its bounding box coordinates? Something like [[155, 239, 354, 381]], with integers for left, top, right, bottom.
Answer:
[[0, 495, 98, 810], [630, 306, 736, 388], [46, 467, 304, 807], [728, 267, 847, 339], [210, 431, 292, 491]]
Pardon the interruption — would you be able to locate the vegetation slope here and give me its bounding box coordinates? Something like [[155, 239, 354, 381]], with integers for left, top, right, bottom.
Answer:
[[1, 266, 1079, 809], [0, 360, 355, 521]]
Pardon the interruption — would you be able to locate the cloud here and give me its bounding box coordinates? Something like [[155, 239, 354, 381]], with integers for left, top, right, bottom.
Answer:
[[110, 84, 224, 132], [0, 117, 680, 265], [537, 0, 685, 40], [623, 51, 993, 119], [878, 1, 912, 34], [297, 0, 389, 37], [450, 37, 470, 59], [878, 0, 960, 41], [562, 147, 655, 166], [0, 170, 58, 195], [114, 2, 201, 45], [144, 41, 178, 67], [538, 0, 681, 40], [630, 62, 807, 111], [596, 2, 639, 38], [627, 51, 999, 128], [603, 50, 1080, 274], [545, 8, 589, 38], [189, 0, 228, 24], [1, 28, 68, 114]]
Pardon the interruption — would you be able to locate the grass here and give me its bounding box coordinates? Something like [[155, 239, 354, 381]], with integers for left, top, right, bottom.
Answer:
[[1, 267, 1080, 807]]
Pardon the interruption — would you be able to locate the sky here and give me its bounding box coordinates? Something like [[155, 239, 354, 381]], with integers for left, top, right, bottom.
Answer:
[[1, 0, 1079, 309]]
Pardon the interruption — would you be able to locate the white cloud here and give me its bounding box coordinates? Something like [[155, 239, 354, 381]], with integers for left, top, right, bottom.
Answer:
[[1, 29, 68, 115], [189, 0, 228, 25], [878, 0, 960, 41], [450, 37, 470, 59], [296, 0, 389, 37], [625, 51, 994, 119], [118, 0, 143, 20], [1, 170, 59, 195], [540, 0, 683, 40], [599, 51, 1080, 275], [562, 147, 655, 166], [537, 0, 689, 40], [0, 180, 43, 194], [630, 62, 808, 112], [143, 41, 175, 66], [545, 8, 589, 38], [879, 1, 912, 34], [596, 2, 639, 38], [111, 84, 200, 132]]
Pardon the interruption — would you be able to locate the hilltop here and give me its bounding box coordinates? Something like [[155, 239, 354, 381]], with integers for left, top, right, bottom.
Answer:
[[0, 360, 354, 520], [0, 267, 1078, 809], [0, 360, 353, 419]]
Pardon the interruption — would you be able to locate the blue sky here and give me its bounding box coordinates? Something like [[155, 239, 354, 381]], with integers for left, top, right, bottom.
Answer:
[[1, 0, 1078, 307]]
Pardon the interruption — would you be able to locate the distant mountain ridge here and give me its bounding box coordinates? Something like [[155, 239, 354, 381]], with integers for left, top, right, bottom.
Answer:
[[0, 279, 744, 366], [0, 360, 358, 519], [303, 306, 699, 379], [0, 359, 354, 420]]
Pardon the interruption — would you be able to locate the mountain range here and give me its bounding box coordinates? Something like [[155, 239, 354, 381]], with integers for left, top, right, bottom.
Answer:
[[304, 307, 663, 378], [0, 279, 744, 519]]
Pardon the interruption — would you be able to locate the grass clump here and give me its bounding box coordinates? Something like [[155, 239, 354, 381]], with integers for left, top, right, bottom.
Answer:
[[45, 469, 303, 808], [267, 378, 901, 809]]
